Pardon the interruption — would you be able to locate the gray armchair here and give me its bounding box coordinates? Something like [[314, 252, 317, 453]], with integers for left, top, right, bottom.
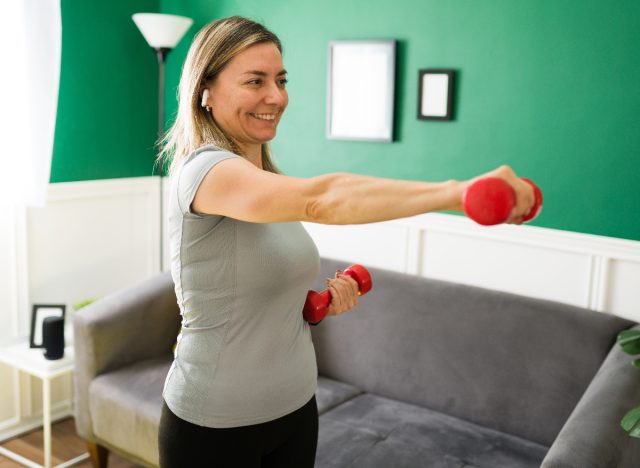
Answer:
[[74, 272, 179, 467]]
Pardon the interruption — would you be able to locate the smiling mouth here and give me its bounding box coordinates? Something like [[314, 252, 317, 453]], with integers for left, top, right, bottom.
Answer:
[[250, 112, 278, 121]]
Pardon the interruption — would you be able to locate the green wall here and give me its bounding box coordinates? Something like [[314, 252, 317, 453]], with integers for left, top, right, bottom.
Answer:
[[52, 0, 640, 241], [51, 0, 160, 182]]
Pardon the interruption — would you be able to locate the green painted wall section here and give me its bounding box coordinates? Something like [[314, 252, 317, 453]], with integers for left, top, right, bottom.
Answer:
[[52, 0, 640, 241], [51, 0, 160, 182]]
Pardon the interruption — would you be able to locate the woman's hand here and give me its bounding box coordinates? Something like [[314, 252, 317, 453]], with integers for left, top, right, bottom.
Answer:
[[325, 269, 360, 317], [454, 165, 536, 224]]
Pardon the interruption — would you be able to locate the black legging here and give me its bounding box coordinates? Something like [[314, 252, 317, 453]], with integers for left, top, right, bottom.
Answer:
[[158, 395, 318, 468]]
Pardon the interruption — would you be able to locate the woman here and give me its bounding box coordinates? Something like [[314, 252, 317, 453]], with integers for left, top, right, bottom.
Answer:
[[158, 15, 534, 468]]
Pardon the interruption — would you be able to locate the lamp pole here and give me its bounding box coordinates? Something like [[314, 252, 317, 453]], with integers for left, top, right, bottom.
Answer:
[[156, 48, 170, 138], [155, 47, 170, 272], [132, 13, 192, 272]]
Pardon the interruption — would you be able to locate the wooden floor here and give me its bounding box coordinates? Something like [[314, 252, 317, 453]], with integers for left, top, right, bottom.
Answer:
[[0, 418, 141, 468]]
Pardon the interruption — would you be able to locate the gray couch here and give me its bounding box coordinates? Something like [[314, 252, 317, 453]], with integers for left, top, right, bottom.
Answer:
[[74, 257, 640, 467]]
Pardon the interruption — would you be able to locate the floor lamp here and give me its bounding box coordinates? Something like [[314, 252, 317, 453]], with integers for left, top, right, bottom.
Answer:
[[132, 13, 193, 271]]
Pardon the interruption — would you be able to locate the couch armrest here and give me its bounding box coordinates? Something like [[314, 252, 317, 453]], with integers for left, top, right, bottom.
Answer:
[[73, 271, 180, 440], [541, 324, 640, 468]]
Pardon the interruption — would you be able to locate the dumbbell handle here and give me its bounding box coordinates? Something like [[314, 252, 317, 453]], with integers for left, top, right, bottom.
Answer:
[[303, 264, 372, 325], [463, 177, 543, 226]]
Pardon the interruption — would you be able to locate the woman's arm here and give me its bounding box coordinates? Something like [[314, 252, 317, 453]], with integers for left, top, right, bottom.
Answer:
[[191, 157, 533, 225], [307, 172, 461, 225]]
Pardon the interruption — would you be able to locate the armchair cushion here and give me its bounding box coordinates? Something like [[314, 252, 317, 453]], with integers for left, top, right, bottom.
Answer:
[[89, 355, 172, 466]]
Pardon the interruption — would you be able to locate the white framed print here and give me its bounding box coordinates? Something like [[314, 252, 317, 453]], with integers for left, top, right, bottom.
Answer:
[[327, 40, 396, 142], [418, 69, 455, 121]]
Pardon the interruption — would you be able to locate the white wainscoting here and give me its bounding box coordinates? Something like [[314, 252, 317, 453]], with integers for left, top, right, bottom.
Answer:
[[1, 176, 639, 440], [303, 213, 640, 321], [0, 176, 164, 441], [28, 177, 162, 307]]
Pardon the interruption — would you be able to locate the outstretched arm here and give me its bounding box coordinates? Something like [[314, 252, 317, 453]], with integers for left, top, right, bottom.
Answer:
[[191, 157, 534, 225]]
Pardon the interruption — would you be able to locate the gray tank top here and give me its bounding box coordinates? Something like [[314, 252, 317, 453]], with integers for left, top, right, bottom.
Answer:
[[162, 145, 321, 428]]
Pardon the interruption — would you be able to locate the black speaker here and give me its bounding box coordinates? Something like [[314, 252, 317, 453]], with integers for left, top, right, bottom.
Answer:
[[42, 316, 65, 360]]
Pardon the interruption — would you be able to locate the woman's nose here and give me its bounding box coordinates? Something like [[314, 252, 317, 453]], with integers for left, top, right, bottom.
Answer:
[[264, 83, 287, 107]]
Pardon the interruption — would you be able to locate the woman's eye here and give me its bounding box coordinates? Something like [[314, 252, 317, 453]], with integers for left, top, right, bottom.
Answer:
[[246, 78, 287, 87]]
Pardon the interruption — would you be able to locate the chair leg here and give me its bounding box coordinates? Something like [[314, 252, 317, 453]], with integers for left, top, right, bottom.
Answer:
[[86, 441, 109, 468]]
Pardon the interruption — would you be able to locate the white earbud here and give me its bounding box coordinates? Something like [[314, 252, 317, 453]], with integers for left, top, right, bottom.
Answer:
[[201, 89, 209, 108]]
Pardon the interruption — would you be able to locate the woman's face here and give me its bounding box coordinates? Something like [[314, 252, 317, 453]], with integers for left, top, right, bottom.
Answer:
[[206, 42, 288, 154]]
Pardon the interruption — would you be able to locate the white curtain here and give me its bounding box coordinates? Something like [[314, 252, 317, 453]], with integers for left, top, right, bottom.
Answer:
[[0, 0, 61, 207]]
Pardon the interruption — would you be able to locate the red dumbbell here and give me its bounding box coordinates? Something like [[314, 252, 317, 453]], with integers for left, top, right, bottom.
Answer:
[[462, 177, 543, 226], [303, 264, 373, 325]]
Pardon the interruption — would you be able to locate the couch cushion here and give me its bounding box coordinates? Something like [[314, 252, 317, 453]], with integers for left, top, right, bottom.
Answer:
[[317, 376, 363, 415], [316, 393, 548, 468], [310, 258, 636, 446], [88, 361, 360, 464], [89, 355, 172, 466]]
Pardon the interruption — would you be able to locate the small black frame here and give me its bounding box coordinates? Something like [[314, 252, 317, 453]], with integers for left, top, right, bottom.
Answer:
[[30, 304, 66, 348], [417, 69, 455, 121]]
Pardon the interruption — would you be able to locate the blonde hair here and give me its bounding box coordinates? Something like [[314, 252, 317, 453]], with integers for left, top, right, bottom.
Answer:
[[158, 16, 283, 176]]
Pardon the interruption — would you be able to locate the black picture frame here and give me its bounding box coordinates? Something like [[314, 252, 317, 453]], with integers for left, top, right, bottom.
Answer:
[[417, 69, 455, 121], [30, 304, 66, 348]]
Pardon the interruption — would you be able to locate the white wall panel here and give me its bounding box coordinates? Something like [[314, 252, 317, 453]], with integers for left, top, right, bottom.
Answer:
[[302, 221, 410, 272], [0, 207, 16, 341], [27, 177, 160, 312], [0, 206, 28, 433], [0, 368, 17, 424], [607, 260, 640, 322], [420, 230, 592, 307]]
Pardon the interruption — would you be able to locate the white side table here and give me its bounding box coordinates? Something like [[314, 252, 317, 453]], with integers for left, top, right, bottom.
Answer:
[[0, 336, 90, 468]]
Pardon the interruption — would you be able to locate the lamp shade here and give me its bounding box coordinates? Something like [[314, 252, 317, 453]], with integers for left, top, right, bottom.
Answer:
[[132, 13, 193, 49]]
